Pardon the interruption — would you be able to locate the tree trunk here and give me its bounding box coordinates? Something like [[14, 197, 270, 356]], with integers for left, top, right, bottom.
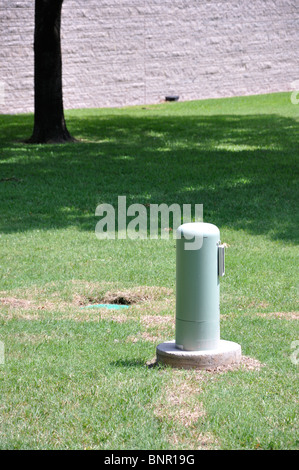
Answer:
[[28, 0, 74, 143]]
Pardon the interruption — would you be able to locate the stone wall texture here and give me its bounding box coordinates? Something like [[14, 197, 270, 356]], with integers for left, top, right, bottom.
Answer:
[[1, 0, 298, 113]]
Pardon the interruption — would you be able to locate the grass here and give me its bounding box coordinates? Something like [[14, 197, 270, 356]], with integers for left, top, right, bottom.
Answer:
[[0, 92, 298, 449]]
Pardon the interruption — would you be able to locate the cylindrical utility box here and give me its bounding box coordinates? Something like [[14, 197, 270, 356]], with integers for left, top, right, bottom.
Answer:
[[175, 222, 225, 351]]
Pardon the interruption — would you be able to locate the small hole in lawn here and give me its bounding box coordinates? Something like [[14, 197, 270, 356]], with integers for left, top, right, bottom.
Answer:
[[106, 295, 132, 305], [78, 286, 174, 308], [101, 289, 155, 306], [87, 292, 136, 306]]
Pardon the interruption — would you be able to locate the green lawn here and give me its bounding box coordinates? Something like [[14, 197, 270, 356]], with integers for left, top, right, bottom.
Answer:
[[0, 92, 298, 449]]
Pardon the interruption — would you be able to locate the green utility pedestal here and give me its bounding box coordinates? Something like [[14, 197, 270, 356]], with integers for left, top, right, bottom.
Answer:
[[156, 222, 241, 369], [176, 222, 224, 351]]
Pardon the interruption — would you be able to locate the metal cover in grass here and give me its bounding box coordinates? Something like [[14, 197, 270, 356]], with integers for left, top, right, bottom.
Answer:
[[81, 304, 129, 310]]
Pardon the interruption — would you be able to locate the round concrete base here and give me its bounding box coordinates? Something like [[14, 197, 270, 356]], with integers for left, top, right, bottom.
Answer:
[[156, 340, 241, 370]]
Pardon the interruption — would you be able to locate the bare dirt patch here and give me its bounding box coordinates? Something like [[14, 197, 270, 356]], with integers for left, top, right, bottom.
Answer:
[[91, 286, 173, 306], [73, 285, 174, 325], [0, 296, 71, 317], [0, 297, 33, 309], [0, 284, 175, 326], [197, 354, 264, 374], [148, 353, 264, 373], [127, 313, 174, 344], [154, 370, 218, 449]]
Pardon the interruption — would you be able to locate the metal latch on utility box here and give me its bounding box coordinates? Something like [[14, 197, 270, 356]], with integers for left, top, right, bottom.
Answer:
[[218, 244, 225, 277]]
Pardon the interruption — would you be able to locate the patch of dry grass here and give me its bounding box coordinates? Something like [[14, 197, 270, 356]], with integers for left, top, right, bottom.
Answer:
[[0, 282, 175, 325], [152, 353, 263, 449]]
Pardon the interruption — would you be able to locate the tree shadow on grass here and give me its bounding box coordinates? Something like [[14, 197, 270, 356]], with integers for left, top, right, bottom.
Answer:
[[0, 109, 298, 243]]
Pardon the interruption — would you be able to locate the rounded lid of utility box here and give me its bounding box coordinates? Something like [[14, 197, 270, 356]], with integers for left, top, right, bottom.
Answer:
[[177, 222, 219, 239]]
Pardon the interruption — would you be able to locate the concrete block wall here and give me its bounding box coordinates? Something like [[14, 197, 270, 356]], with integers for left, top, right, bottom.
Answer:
[[0, 0, 298, 114]]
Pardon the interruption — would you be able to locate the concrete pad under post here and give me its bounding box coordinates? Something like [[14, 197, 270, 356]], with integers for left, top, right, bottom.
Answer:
[[156, 340, 241, 370]]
